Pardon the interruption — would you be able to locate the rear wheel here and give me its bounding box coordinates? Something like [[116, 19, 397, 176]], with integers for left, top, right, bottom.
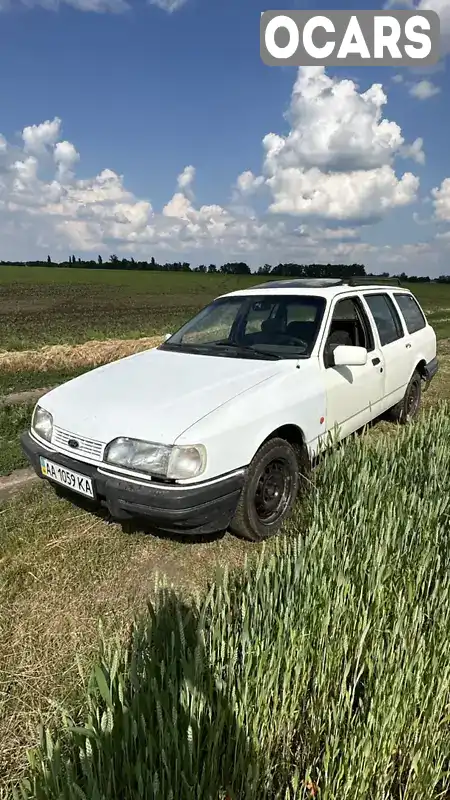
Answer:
[[229, 437, 300, 542], [389, 369, 422, 425]]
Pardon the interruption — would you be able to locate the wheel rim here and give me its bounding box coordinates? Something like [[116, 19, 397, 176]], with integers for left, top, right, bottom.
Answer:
[[254, 458, 293, 525], [406, 381, 420, 419]]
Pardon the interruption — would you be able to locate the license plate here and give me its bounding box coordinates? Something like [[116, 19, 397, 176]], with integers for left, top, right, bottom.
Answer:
[[39, 457, 95, 499]]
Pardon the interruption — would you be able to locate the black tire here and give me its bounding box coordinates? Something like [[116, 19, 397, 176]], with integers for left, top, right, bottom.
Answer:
[[389, 369, 422, 425], [229, 437, 300, 542]]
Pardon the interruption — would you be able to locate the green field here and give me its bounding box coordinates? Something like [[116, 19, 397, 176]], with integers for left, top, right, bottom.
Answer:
[[1, 265, 450, 351], [0, 266, 268, 351]]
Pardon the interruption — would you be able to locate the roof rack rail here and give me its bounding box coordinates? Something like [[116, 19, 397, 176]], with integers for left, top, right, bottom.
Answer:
[[249, 276, 402, 290], [250, 278, 346, 290], [341, 276, 402, 287]]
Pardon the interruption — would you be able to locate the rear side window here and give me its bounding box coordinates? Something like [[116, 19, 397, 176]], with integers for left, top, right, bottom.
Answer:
[[394, 293, 427, 334], [364, 293, 404, 346]]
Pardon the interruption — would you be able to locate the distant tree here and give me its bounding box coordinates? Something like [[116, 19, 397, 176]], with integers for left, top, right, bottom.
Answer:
[[208, 264, 217, 273], [47, 255, 51, 264], [257, 263, 272, 275], [98, 255, 103, 265], [220, 262, 251, 275], [270, 263, 366, 279]]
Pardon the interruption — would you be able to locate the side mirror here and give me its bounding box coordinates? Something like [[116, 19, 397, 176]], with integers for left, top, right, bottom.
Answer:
[[164, 333, 172, 342], [333, 345, 368, 367]]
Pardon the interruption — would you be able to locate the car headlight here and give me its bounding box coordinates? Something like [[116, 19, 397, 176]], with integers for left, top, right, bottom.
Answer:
[[104, 438, 206, 480], [32, 405, 53, 443]]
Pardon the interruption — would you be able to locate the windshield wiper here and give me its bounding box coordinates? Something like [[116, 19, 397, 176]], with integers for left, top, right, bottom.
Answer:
[[211, 342, 283, 360]]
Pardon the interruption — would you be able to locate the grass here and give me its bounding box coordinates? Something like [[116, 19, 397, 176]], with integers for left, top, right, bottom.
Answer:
[[0, 484, 257, 787], [2, 265, 450, 351], [0, 404, 34, 476], [10, 403, 450, 799], [0, 368, 88, 398]]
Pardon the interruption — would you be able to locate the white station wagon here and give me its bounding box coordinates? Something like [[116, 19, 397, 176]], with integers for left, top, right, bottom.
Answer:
[[22, 277, 438, 542]]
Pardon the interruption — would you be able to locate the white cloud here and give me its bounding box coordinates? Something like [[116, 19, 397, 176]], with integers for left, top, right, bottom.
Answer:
[[54, 141, 80, 181], [416, 0, 450, 56], [259, 67, 420, 221], [264, 68, 406, 173], [384, 0, 450, 57], [409, 80, 441, 99], [432, 178, 450, 221], [176, 165, 196, 197], [22, 117, 61, 154], [147, 0, 187, 11], [235, 171, 265, 195], [400, 137, 426, 164], [392, 74, 404, 83]]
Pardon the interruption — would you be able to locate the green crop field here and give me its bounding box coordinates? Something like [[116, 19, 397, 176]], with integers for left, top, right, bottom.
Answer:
[[0, 266, 270, 352], [1, 265, 450, 352]]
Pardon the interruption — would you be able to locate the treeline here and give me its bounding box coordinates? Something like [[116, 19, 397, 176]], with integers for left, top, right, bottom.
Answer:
[[0, 255, 448, 282]]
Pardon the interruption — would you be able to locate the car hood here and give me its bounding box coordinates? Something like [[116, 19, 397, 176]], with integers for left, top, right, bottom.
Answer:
[[40, 347, 282, 445]]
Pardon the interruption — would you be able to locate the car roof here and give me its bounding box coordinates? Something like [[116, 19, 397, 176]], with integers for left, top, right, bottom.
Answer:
[[218, 278, 411, 301]]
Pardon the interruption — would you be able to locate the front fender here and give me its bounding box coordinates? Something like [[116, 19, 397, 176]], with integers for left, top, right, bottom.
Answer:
[[175, 366, 326, 482]]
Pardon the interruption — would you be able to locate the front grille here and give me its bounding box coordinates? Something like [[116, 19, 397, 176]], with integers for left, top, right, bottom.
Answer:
[[52, 426, 105, 461]]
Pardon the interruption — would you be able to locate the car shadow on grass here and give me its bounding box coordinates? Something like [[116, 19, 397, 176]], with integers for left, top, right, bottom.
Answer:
[[30, 588, 269, 799]]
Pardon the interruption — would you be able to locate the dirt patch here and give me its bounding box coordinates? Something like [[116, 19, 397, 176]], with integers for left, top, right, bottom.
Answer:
[[0, 388, 53, 407], [0, 468, 37, 501], [0, 335, 163, 373]]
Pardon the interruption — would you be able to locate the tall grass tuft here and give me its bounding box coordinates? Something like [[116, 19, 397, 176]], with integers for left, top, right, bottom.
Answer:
[[14, 405, 450, 799]]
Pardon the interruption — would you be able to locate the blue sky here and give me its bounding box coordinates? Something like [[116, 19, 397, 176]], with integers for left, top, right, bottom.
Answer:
[[0, 0, 449, 274]]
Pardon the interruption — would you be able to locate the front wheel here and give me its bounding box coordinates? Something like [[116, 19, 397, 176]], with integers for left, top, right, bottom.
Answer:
[[229, 437, 300, 542]]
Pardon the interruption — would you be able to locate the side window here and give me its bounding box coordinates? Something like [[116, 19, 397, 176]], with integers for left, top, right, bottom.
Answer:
[[394, 293, 427, 334], [323, 296, 374, 367], [364, 293, 404, 346]]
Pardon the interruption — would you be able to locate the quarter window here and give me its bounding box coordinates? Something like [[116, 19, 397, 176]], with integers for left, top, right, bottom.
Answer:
[[394, 293, 426, 334], [364, 293, 404, 346]]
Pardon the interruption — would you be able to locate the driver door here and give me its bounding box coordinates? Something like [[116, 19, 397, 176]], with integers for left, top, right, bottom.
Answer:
[[320, 296, 385, 440]]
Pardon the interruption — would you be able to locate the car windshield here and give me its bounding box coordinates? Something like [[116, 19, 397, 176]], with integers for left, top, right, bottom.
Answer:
[[159, 294, 326, 360]]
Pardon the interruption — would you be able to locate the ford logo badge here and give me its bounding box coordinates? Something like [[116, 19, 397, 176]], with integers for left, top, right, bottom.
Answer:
[[68, 439, 79, 449]]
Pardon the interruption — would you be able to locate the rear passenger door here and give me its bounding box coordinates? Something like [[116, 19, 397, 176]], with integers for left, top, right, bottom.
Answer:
[[392, 292, 436, 365], [363, 292, 414, 411]]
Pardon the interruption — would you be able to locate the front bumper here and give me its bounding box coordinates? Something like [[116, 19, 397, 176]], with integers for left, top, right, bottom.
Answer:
[[21, 432, 245, 536]]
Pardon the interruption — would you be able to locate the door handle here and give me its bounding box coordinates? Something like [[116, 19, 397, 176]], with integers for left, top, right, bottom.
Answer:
[[372, 357, 381, 366]]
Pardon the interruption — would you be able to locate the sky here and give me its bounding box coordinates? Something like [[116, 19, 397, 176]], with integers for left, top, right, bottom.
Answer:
[[0, 0, 449, 275]]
